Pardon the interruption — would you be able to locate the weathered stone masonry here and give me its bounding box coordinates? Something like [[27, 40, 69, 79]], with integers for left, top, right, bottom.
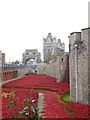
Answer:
[[69, 28, 90, 104], [88, 28, 90, 105], [37, 52, 69, 82]]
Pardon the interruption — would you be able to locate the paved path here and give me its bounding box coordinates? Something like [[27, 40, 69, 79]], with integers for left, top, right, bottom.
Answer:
[[38, 92, 46, 118]]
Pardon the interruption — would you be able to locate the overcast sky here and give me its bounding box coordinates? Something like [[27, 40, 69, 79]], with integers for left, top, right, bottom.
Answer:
[[0, 0, 89, 62]]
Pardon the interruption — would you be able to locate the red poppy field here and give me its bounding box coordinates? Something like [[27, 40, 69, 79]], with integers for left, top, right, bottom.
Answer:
[[2, 74, 89, 119]]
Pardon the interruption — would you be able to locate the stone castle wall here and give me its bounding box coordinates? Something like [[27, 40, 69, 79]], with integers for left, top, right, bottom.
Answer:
[[88, 28, 90, 105], [69, 28, 90, 104], [37, 53, 68, 82], [2, 69, 18, 81], [69, 32, 81, 101]]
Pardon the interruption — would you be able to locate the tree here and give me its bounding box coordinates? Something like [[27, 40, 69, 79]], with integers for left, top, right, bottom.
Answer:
[[48, 52, 52, 61], [15, 60, 19, 65]]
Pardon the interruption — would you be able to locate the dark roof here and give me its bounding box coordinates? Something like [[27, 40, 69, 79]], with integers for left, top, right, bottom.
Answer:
[[70, 32, 81, 35], [81, 27, 90, 31]]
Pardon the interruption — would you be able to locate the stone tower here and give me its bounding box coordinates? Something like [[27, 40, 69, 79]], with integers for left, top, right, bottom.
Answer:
[[43, 33, 65, 62], [43, 33, 57, 62], [69, 28, 90, 105]]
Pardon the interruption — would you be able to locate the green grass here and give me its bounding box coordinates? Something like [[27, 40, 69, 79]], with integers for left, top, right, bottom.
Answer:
[[57, 94, 66, 105], [63, 92, 72, 102], [33, 87, 51, 91], [66, 108, 75, 119], [33, 87, 58, 92]]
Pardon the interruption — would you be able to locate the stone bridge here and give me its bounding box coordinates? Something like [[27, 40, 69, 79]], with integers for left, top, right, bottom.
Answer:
[[22, 49, 41, 65]]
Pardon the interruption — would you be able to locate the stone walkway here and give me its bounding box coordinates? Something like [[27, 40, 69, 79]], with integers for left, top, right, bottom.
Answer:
[[1, 76, 24, 85], [38, 92, 46, 118]]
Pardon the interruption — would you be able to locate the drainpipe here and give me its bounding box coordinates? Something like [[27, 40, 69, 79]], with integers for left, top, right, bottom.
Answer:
[[56, 56, 59, 82], [58, 56, 59, 81], [75, 44, 78, 102]]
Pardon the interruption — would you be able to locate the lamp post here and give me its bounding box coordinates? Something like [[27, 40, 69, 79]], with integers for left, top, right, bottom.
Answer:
[[56, 56, 59, 83], [74, 40, 85, 102], [74, 43, 78, 102]]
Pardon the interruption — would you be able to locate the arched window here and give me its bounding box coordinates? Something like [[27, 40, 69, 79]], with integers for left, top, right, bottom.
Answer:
[[62, 58, 63, 61]]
